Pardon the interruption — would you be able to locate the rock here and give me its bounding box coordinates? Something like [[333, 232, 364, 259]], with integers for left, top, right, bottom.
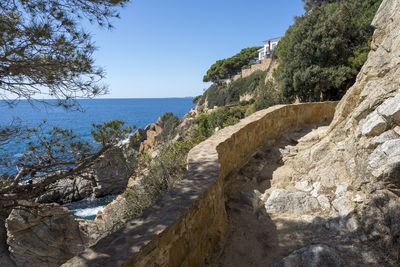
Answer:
[[311, 181, 321, 197], [37, 146, 134, 204], [128, 128, 147, 151], [175, 117, 198, 140], [394, 126, 400, 136], [295, 181, 312, 192], [377, 94, 400, 125], [265, 189, 320, 214], [5, 202, 87, 267], [335, 184, 348, 196], [93, 147, 132, 197], [241, 190, 264, 212], [139, 123, 163, 152], [352, 194, 364, 203], [332, 196, 354, 217], [271, 244, 342, 267], [37, 176, 94, 204], [317, 195, 331, 211], [320, 168, 337, 188], [366, 130, 398, 148], [359, 110, 387, 137], [368, 139, 400, 178]]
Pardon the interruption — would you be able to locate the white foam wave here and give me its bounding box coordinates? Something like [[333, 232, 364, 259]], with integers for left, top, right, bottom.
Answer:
[[73, 206, 105, 218]]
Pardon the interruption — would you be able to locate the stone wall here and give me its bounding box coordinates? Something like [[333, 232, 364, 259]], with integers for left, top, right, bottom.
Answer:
[[63, 101, 337, 267], [232, 58, 272, 82]]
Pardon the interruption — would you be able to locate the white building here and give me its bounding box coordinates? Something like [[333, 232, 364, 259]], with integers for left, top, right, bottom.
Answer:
[[258, 37, 282, 61]]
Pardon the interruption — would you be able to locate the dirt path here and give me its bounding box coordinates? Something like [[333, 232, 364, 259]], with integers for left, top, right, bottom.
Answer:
[[205, 124, 329, 267]]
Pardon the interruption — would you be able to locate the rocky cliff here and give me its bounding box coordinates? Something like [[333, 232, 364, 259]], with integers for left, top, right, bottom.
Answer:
[[256, 0, 400, 264]]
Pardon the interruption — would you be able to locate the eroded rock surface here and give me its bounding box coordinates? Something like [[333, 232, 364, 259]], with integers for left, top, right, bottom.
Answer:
[[5, 203, 88, 267]]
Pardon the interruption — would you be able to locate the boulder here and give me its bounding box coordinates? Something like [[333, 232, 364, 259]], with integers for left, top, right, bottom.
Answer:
[[368, 139, 400, 178], [265, 189, 320, 214], [359, 110, 387, 137], [5, 202, 87, 267], [366, 130, 398, 149], [37, 176, 94, 204], [332, 196, 355, 217], [271, 244, 342, 267], [93, 147, 132, 197], [377, 94, 400, 125]]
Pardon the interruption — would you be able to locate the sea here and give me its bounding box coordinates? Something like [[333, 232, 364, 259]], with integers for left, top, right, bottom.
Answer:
[[1, 98, 194, 220]]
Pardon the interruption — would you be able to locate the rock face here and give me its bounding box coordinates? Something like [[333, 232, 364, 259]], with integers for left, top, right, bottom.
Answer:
[[139, 123, 163, 152], [5, 203, 88, 267], [259, 0, 400, 264], [92, 147, 133, 197], [37, 146, 134, 204]]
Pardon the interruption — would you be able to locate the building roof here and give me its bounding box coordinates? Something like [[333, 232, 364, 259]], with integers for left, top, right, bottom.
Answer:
[[263, 36, 282, 43]]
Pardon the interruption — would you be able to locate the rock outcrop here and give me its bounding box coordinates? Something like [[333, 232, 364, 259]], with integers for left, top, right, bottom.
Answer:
[[258, 0, 400, 264], [37, 144, 136, 204], [5, 203, 88, 267]]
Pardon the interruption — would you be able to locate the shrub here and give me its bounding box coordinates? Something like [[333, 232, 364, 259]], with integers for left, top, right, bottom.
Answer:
[[123, 135, 205, 220], [156, 112, 180, 142], [203, 47, 262, 83], [192, 95, 202, 104], [254, 79, 285, 111], [202, 70, 266, 109], [197, 107, 246, 138]]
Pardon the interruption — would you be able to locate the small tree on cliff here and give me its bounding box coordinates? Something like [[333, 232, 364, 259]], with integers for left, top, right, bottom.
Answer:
[[0, 0, 132, 211]]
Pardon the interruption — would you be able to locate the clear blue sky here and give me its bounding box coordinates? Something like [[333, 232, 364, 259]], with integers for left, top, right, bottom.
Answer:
[[89, 0, 305, 98]]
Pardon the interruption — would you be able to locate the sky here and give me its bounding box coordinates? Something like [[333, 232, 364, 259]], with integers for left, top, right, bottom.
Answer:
[[88, 0, 305, 98]]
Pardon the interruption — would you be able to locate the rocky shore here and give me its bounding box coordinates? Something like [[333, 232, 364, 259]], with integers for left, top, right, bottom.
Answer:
[[1, 112, 199, 266]]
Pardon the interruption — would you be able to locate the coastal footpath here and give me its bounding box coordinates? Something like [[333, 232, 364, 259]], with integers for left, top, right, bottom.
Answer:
[[64, 102, 338, 266], [65, 0, 400, 265]]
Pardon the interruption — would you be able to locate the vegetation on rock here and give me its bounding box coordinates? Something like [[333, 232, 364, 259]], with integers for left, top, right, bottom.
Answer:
[[200, 70, 266, 110], [203, 47, 261, 83], [197, 0, 382, 114], [197, 107, 246, 138], [274, 0, 383, 102], [123, 134, 205, 220]]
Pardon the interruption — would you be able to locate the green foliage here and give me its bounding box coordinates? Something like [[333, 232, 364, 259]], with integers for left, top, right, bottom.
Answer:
[[202, 83, 228, 109], [254, 79, 285, 111], [0, 120, 134, 207], [197, 107, 246, 138], [91, 120, 134, 146], [156, 112, 180, 142], [274, 0, 382, 102], [201, 70, 266, 109], [192, 95, 202, 104], [123, 135, 205, 220], [301, 0, 338, 11], [224, 71, 265, 106], [203, 47, 262, 83], [0, 0, 129, 108]]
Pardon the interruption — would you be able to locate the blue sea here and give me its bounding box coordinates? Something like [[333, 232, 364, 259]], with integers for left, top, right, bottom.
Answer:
[[1, 98, 194, 156], [1, 98, 194, 219]]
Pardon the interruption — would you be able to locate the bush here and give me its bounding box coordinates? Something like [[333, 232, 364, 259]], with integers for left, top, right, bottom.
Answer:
[[192, 95, 202, 104], [123, 135, 205, 220], [201, 70, 266, 109], [274, 0, 382, 102], [254, 79, 285, 111], [197, 107, 246, 138], [203, 47, 262, 83], [156, 112, 180, 142]]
